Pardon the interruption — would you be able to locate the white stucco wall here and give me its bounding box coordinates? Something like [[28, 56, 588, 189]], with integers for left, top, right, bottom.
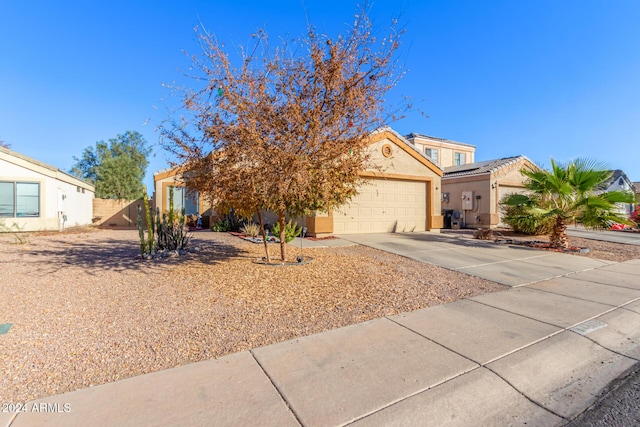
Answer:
[[0, 153, 94, 232]]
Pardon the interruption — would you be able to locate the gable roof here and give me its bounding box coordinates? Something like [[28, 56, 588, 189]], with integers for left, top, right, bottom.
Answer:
[[443, 155, 534, 178], [0, 146, 94, 191], [154, 126, 445, 181], [599, 170, 636, 192], [369, 127, 443, 176]]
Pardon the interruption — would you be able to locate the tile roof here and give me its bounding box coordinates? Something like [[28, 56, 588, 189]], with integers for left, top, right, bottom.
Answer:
[[443, 155, 533, 178]]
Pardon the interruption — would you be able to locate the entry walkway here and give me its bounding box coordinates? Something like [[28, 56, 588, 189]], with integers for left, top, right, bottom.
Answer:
[[3, 242, 639, 426]]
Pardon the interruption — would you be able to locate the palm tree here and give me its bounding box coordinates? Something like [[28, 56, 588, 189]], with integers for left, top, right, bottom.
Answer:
[[503, 158, 635, 248]]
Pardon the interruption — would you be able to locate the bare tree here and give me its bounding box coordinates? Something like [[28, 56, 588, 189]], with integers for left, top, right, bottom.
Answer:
[[0, 139, 10, 149], [162, 7, 405, 261]]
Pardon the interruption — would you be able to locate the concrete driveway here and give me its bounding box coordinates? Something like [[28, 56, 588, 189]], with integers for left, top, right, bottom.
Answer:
[[567, 227, 640, 245], [336, 232, 615, 287]]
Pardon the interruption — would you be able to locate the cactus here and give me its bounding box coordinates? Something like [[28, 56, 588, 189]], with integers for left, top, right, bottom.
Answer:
[[137, 204, 146, 255], [143, 186, 155, 254], [136, 186, 192, 257], [168, 186, 175, 224]]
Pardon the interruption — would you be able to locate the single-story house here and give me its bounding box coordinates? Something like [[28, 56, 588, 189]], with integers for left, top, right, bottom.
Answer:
[[599, 170, 636, 217], [441, 155, 537, 229], [0, 146, 95, 232], [154, 127, 444, 236]]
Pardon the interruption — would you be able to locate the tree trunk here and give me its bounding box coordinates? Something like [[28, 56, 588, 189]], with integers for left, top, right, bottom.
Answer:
[[549, 216, 568, 249], [278, 210, 287, 261], [257, 210, 270, 263]]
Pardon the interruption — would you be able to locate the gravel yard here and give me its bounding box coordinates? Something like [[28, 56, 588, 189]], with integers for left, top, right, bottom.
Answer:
[[1, 229, 505, 404], [1, 227, 637, 404]]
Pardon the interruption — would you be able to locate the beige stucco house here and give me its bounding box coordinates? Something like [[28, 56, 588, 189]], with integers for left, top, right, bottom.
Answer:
[[154, 127, 443, 236], [441, 155, 537, 229], [405, 133, 475, 167], [0, 146, 95, 232]]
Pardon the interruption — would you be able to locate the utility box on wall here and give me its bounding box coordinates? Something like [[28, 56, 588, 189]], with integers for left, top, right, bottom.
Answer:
[[461, 191, 473, 210]]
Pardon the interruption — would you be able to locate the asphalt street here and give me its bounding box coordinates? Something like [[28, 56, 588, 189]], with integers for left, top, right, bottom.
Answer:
[[566, 362, 640, 426]]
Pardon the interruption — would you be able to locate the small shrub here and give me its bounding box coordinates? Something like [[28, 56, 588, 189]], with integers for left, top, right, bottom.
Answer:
[[211, 219, 231, 232], [272, 219, 302, 243], [225, 209, 248, 232], [501, 203, 554, 235], [240, 222, 260, 237]]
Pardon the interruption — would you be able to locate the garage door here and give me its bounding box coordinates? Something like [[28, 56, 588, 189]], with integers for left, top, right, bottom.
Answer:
[[333, 178, 427, 234]]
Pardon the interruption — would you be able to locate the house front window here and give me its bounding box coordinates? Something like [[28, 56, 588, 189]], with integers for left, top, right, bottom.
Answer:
[[167, 186, 199, 215], [425, 148, 439, 164], [0, 181, 40, 217], [454, 152, 466, 165]]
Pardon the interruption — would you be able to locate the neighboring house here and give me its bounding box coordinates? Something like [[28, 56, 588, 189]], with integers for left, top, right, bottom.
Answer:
[[441, 155, 537, 229], [633, 181, 640, 205], [599, 170, 636, 217], [405, 133, 475, 167], [0, 146, 95, 232], [154, 127, 444, 236]]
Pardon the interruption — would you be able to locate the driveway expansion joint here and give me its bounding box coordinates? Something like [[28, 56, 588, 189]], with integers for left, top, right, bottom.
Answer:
[[481, 364, 570, 421], [249, 350, 304, 427], [5, 412, 18, 426], [385, 316, 484, 366], [567, 329, 640, 363]]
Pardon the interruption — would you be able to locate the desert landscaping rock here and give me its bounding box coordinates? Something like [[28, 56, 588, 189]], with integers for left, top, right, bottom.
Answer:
[[1, 228, 638, 407], [0, 229, 504, 404]]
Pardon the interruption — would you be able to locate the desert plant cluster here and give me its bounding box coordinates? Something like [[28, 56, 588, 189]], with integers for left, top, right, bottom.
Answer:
[[137, 186, 191, 258]]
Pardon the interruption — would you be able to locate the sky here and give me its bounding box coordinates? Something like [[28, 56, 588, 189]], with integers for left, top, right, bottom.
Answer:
[[1, 0, 639, 192]]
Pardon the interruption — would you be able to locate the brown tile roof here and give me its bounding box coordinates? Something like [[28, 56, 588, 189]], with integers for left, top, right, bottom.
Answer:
[[443, 155, 533, 178]]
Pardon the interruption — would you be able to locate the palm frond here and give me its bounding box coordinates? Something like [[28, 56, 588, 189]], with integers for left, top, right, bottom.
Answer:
[[597, 190, 636, 204], [502, 193, 532, 206]]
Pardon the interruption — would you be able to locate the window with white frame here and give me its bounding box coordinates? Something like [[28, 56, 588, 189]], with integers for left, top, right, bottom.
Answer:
[[424, 148, 439, 164], [454, 152, 466, 166], [0, 181, 40, 217]]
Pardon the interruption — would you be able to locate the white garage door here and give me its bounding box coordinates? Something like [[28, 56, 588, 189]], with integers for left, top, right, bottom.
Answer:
[[333, 178, 427, 234]]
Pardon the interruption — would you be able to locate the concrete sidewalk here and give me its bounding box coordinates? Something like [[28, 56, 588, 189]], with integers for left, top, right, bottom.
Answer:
[[3, 257, 639, 426]]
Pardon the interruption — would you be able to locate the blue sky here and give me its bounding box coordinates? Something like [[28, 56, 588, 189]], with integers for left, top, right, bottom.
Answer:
[[1, 0, 639, 191]]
